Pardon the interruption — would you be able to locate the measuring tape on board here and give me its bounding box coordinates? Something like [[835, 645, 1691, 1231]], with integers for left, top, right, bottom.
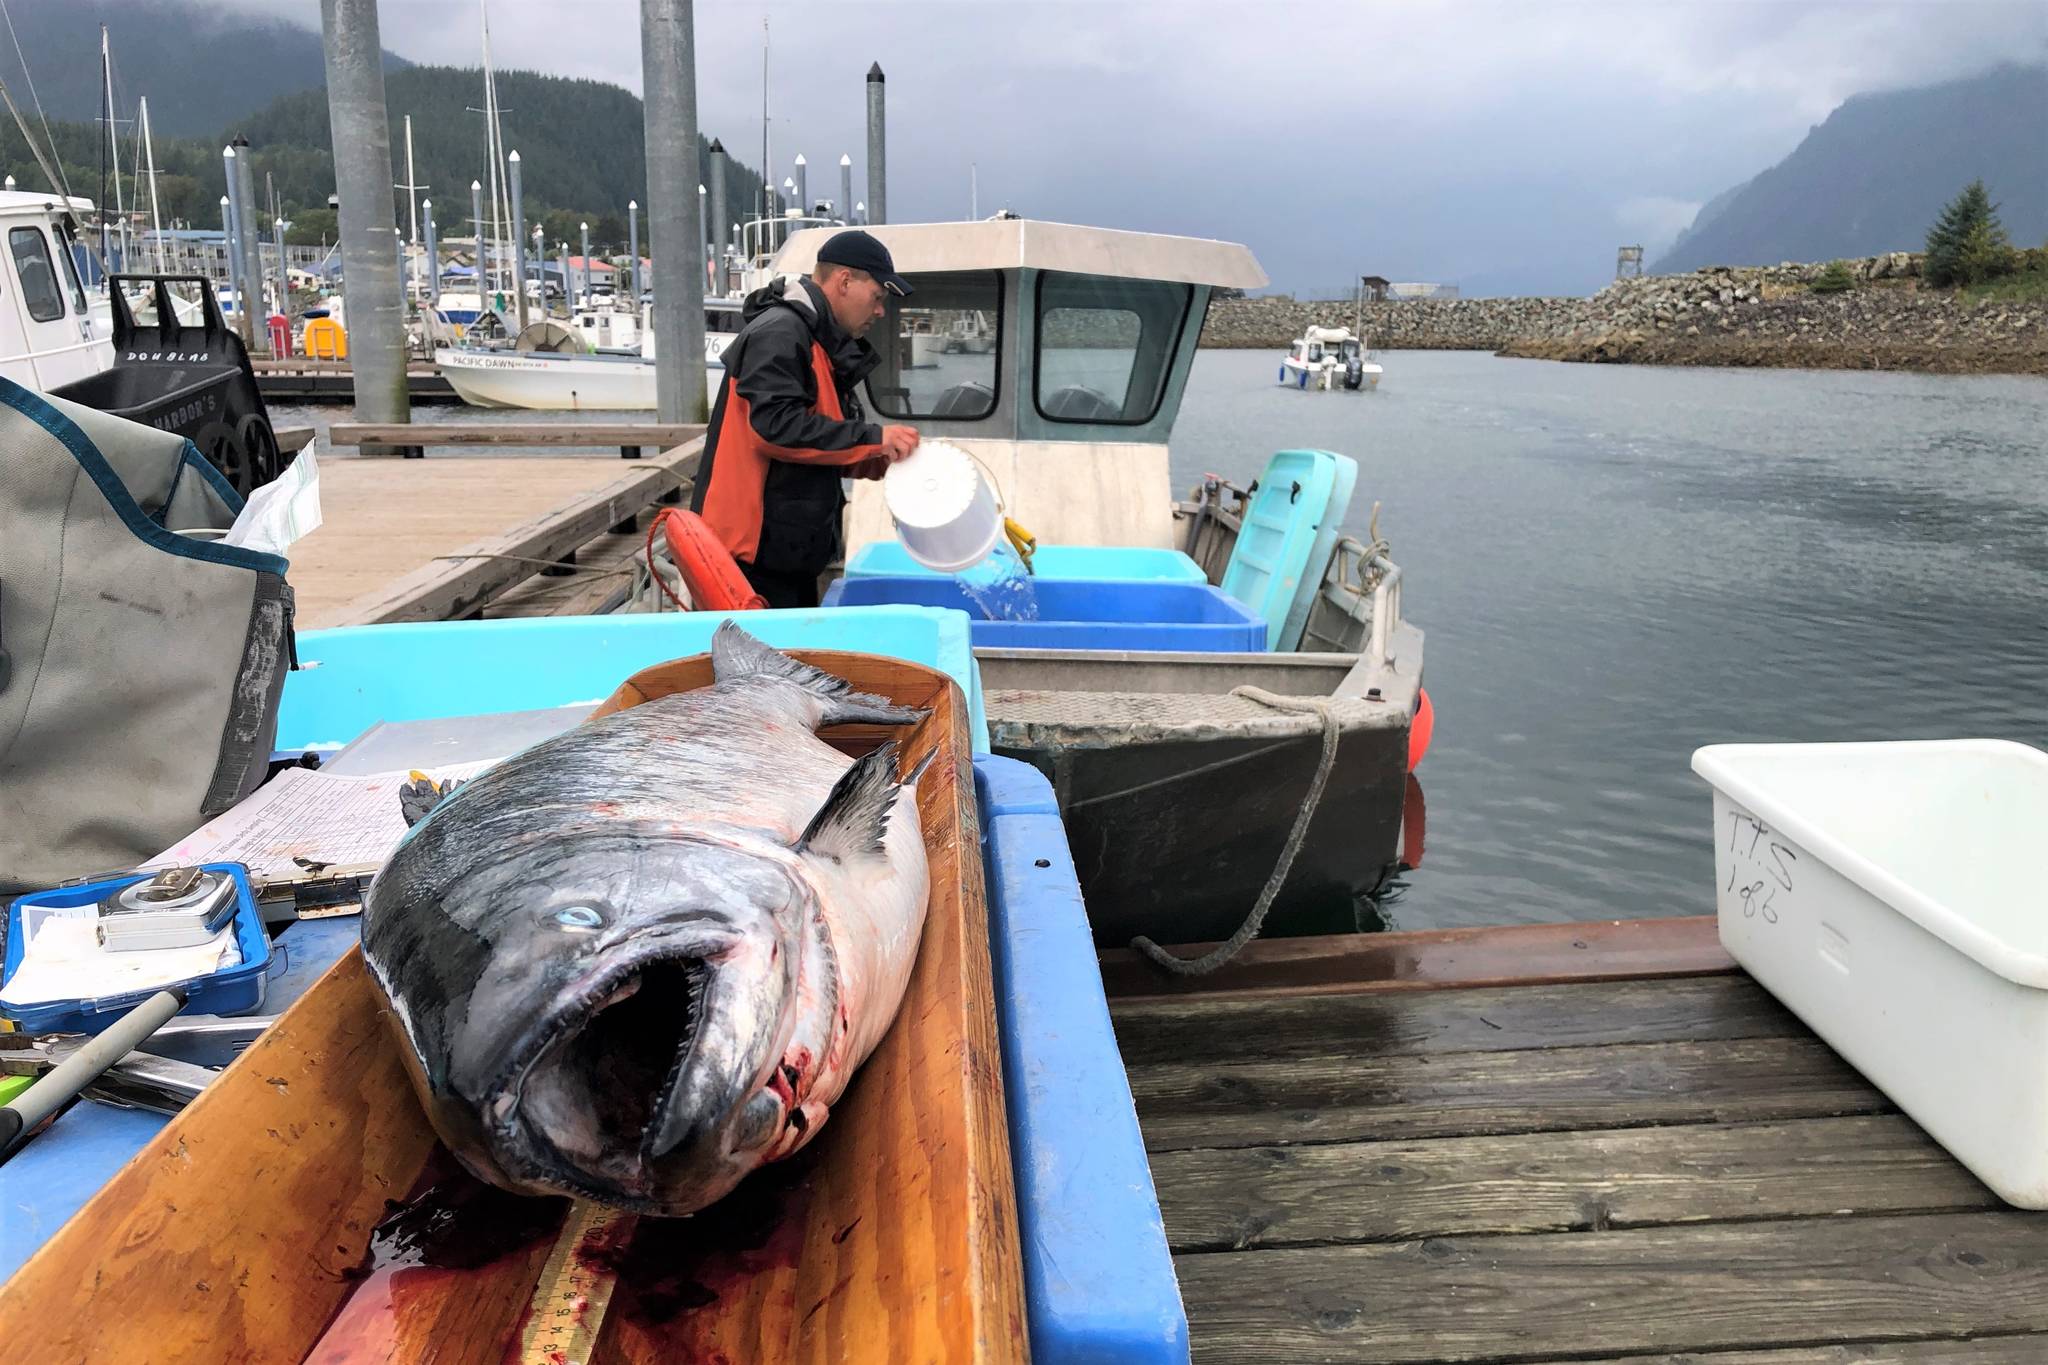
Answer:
[[515, 1201, 639, 1365]]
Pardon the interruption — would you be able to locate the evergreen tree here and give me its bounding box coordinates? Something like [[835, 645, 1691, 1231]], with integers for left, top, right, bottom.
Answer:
[[1924, 180, 2014, 287]]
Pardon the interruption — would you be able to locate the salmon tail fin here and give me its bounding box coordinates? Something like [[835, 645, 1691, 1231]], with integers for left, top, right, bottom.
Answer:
[[796, 740, 902, 862], [710, 619, 925, 727]]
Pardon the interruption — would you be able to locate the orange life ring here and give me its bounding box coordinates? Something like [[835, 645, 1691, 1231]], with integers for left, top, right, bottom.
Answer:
[[652, 508, 768, 612], [1408, 687, 1434, 771]]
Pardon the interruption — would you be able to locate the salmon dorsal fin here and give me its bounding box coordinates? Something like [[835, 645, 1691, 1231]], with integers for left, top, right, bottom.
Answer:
[[710, 620, 926, 728], [796, 741, 903, 861]]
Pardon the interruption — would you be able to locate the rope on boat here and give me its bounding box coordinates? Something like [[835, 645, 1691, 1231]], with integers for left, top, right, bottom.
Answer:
[[1128, 686, 1342, 977]]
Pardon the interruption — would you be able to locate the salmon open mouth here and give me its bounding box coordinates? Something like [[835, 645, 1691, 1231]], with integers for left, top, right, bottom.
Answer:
[[518, 955, 711, 1176]]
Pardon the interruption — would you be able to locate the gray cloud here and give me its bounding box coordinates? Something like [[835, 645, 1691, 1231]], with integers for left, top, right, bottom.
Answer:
[[225, 0, 2048, 293]]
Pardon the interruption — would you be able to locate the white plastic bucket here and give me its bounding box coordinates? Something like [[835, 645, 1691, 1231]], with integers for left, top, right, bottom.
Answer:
[[883, 439, 1001, 573]]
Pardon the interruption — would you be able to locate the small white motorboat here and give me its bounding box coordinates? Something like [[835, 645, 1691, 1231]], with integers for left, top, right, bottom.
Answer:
[[1278, 324, 1381, 391]]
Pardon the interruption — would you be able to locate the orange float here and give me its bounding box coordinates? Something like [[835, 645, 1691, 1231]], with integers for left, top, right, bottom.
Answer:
[[647, 508, 768, 612]]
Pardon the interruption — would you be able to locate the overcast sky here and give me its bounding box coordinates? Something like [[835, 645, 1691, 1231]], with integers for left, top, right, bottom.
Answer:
[[245, 0, 2046, 295]]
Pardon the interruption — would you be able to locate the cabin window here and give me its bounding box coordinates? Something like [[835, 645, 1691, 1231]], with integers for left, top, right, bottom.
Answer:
[[9, 227, 66, 322], [1034, 272, 1193, 425], [864, 269, 1002, 420], [55, 223, 90, 315]]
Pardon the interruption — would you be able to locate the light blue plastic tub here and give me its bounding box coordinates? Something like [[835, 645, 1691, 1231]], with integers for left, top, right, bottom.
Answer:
[[1218, 449, 1358, 651], [278, 606, 988, 755], [847, 540, 1209, 585]]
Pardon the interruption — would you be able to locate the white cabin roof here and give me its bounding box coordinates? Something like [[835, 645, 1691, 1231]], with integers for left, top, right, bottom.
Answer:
[[0, 190, 94, 218], [769, 219, 1268, 289]]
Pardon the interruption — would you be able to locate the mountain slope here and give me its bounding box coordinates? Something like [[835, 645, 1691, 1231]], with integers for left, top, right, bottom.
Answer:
[[224, 65, 764, 238], [1657, 64, 2048, 272], [0, 0, 408, 138]]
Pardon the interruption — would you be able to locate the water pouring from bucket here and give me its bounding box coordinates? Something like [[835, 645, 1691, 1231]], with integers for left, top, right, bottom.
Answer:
[[883, 440, 1041, 621]]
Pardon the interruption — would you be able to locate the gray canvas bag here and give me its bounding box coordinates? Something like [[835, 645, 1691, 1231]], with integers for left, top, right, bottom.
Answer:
[[0, 376, 294, 892]]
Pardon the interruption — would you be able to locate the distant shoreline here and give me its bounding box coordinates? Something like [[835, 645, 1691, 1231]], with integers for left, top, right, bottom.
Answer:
[[1200, 254, 2048, 378]]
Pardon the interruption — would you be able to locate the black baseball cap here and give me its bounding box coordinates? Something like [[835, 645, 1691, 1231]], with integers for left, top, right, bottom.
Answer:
[[816, 229, 913, 297]]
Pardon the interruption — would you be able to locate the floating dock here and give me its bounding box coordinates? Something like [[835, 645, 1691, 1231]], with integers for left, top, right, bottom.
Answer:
[[253, 357, 459, 404], [1106, 919, 2048, 1363], [281, 424, 702, 628]]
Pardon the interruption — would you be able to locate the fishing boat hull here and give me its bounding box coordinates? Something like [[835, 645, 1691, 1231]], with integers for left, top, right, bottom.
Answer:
[[979, 642, 1423, 946], [434, 346, 721, 410]]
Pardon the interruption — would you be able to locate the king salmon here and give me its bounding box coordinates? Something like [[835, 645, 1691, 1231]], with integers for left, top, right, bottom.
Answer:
[[361, 622, 935, 1215]]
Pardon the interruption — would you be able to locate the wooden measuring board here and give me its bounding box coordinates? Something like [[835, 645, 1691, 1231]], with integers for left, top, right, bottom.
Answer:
[[0, 653, 1026, 1365]]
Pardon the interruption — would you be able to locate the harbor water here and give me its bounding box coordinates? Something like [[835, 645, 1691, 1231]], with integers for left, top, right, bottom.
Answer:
[[1174, 349, 2048, 929], [277, 348, 2048, 930]]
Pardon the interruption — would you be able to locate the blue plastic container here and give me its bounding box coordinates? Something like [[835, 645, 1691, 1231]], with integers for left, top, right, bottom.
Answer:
[[821, 577, 1266, 653], [976, 756, 1190, 1365], [2, 863, 271, 1034], [847, 540, 1209, 585], [1218, 449, 1357, 651], [278, 605, 989, 755]]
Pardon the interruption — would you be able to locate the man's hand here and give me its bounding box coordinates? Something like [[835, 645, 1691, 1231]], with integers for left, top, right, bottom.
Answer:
[[879, 425, 921, 462]]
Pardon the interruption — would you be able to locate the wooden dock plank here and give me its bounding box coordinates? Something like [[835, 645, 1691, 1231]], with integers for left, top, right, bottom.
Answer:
[[287, 457, 646, 628], [329, 422, 702, 449], [1127, 1035, 1889, 1152], [1149, 1114, 1996, 1253], [1100, 916, 1734, 1001], [317, 441, 700, 627], [1111, 974, 1804, 1068], [1171, 1211, 2048, 1364], [1517, 1338, 2048, 1364]]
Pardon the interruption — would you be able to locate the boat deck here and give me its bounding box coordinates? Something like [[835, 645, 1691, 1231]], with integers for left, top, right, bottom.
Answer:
[[1109, 919, 2048, 1364]]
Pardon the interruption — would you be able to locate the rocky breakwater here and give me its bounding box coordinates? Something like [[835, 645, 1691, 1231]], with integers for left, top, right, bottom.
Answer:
[[1200, 253, 2047, 375], [1500, 255, 2047, 376]]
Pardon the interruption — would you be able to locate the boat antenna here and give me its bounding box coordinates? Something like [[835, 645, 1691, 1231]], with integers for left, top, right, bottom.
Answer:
[[0, 0, 67, 198]]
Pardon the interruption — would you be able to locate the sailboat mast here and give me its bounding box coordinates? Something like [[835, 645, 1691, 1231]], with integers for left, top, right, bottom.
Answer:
[[140, 94, 164, 272], [102, 28, 127, 270], [761, 15, 770, 232], [98, 25, 110, 271], [480, 0, 506, 297]]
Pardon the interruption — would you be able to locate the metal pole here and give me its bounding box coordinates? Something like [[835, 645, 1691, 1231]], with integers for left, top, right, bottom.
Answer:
[[320, 0, 410, 426], [423, 198, 437, 305], [222, 145, 255, 348], [641, 0, 706, 423], [233, 139, 267, 350], [794, 153, 806, 216], [839, 154, 852, 225], [274, 214, 290, 336], [531, 225, 543, 310], [557, 240, 569, 317], [709, 140, 728, 270], [403, 113, 419, 247], [579, 221, 590, 305], [507, 150, 528, 332], [470, 179, 483, 282], [219, 193, 236, 306], [866, 62, 886, 224], [628, 199, 640, 304]]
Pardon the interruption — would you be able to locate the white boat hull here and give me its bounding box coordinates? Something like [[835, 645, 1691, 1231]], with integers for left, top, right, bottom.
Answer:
[[435, 346, 719, 410]]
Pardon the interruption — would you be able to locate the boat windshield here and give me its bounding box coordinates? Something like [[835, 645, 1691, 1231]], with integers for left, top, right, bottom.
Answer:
[[866, 269, 1003, 420], [1341, 340, 1361, 360], [1036, 272, 1192, 424]]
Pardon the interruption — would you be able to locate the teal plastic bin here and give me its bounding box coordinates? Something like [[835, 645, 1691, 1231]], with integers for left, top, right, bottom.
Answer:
[[278, 607, 988, 755], [1218, 449, 1357, 651], [848, 540, 1208, 585]]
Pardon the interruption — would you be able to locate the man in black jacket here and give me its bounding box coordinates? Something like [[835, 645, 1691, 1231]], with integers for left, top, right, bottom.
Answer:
[[690, 230, 920, 608]]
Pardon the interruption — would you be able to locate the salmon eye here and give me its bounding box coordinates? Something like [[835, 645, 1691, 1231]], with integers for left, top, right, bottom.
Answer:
[[552, 905, 604, 930]]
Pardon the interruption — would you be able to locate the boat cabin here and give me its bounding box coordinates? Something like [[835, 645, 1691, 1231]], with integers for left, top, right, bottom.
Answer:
[[767, 219, 1266, 553], [0, 192, 112, 391]]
